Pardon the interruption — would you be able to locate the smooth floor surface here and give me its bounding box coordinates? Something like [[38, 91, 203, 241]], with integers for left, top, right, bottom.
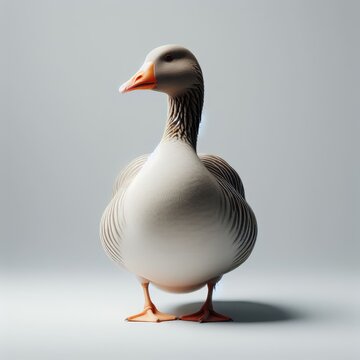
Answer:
[[2, 269, 359, 360]]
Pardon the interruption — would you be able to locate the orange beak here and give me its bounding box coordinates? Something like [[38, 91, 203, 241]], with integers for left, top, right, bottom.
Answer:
[[119, 62, 156, 93]]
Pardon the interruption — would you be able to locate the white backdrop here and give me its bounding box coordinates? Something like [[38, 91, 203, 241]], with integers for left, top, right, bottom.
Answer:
[[2, 1, 359, 359]]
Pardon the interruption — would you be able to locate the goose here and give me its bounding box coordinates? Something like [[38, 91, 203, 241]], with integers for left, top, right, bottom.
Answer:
[[100, 44, 257, 322]]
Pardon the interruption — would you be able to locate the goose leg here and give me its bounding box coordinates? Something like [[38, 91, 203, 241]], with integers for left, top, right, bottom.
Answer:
[[126, 282, 177, 322], [180, 282, 232, 322]]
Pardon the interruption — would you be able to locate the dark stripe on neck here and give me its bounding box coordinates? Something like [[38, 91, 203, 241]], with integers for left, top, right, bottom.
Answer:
[[162, 66, 204, 150]]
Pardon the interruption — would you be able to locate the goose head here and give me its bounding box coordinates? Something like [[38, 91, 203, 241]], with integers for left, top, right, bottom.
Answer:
[[119, 44, 203, 97]]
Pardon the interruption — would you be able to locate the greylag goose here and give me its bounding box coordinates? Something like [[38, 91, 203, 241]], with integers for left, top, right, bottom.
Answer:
[[100, 45, 257, 322]]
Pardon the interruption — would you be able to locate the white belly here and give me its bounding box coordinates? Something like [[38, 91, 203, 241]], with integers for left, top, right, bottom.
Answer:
[[121, 141, 234, 292]]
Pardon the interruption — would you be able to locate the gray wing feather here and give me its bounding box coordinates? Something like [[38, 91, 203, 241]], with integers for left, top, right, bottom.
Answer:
[[200, 154, 257, 269], [112, 154, 149, 196], [100, 154, 149, 263], [199, 154, 245, 198]]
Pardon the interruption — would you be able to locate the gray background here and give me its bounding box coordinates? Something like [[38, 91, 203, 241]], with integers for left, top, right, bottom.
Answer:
[[2, 0, 359, 359]]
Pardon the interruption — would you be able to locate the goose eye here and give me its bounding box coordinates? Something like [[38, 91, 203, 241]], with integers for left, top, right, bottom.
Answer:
[[164, 54, 174, 62]]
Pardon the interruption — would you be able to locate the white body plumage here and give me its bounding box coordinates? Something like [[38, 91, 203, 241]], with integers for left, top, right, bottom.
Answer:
[[123, 141, 233, 292], [101, 141, 257, 293], [100, 45, 257, 322]]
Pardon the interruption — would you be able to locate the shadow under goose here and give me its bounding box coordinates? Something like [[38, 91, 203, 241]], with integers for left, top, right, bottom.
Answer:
[[170, 301, 304, 323]]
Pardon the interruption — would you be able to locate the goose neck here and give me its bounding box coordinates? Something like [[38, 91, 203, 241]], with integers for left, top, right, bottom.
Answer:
[[162, 87, 204, 150]]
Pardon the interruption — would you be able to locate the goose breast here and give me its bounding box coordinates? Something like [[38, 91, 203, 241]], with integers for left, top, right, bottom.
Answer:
[[121, 141, 235, 291]]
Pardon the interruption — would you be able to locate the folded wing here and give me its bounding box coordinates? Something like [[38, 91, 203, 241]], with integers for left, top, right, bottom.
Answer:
[[199, 154, 257, 270], [100, 154, 149, 263]]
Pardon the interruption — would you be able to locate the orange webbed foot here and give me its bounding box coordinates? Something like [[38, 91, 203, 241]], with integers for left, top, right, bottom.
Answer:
[[126, 304, 177, 323], [180, 307, 232, 323]]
